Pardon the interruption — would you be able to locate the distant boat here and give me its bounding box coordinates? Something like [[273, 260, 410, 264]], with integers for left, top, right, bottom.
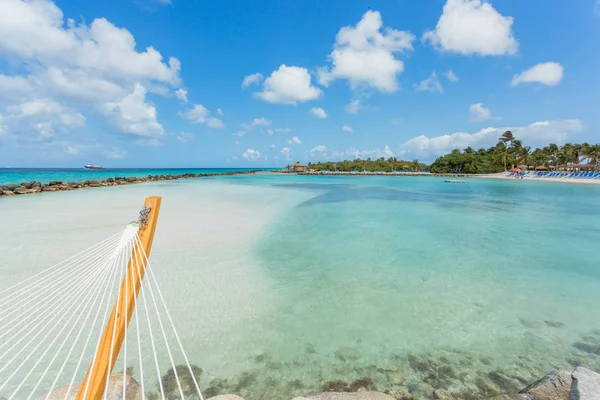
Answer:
[[85, 163, 106, 170], [444, 179, 467, 184]]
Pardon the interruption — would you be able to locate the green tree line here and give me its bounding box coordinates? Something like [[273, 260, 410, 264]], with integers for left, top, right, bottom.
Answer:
[[307, 132, 600, 174]]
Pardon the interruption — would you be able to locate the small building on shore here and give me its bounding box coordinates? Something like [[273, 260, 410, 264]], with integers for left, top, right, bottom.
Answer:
[[287, 162, 307, 173]]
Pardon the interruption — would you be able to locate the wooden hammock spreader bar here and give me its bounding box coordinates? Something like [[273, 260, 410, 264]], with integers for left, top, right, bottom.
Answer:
[[76, 196, 162, 400]]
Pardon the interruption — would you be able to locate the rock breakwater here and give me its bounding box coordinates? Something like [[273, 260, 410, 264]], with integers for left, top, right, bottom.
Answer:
[[0, 170, 262, 198]]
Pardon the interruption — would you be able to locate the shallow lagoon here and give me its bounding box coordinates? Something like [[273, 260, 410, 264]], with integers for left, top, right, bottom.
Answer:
[[1, 174, 600, 399]]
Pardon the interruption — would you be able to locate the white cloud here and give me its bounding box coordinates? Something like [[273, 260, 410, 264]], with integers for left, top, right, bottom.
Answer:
[[342, 124, 354, 133], [101, 84, 163, 138], [242, 149, 261, 161], [242, 117, 272, 131], [468, 103, 492, 122], [414, 72, 443, 93], [0, 0, 183, 149], [254, 65, 321, 104], [318, 10, 415, 92], [242, 73, 264, 88], [105, 147, 127, 159], [232, 131, 246, 137], [288, 136, 302, 145], [174, 88, 188, 103], [178, 104, 208, 123], [207, 117, 224, 129], [217, 108, 224, 116], [307, 145, 394, 161], [281, 147, 291, 160], [444, 70, 459, 82], [310, 107, 327, 119], [345, 99, 363, 114], [176, 132, 193, 142], [178, 104, 224, 129], [400, 119, 584, 161], [275, 127, 291, 133], [423, 0, 518, 56], [511, 62, 564, 87]]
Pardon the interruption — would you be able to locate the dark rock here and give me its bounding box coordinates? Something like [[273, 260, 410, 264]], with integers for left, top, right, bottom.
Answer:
[[520, 369, 571, 400], [488, 371, 520, 393], [570, 366, 600, 400], [107, 177, 114, 183], [573, 341, 600, 355], [127, 177, 136, 182], [545, 321, 566, 328], [323, 380, 349, 392], [336, 346, 360, 362], [349, 377, 375, 392], [7, 184, 17, 190], [205, 396, 245, 400], [160, 364, 202, 399], [88, 183, 101, 187], [13, 186, 28, 194]]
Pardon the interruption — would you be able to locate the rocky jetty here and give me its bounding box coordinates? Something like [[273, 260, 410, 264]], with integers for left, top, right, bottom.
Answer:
[[0, 170, 262, 198]]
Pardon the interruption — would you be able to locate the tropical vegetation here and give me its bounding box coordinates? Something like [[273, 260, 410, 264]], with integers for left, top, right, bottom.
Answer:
[[307, 132, 600, 174]]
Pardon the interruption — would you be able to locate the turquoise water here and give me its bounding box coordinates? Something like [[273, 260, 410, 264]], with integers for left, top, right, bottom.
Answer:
[[1, 175, 599, 399], [0, 167, 270, 185]]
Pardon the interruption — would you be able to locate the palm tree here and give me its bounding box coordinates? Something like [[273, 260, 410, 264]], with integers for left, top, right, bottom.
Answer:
[[411, 159, 421, 172], [583, 144, 600, 171], [499, 130, 514, 171]]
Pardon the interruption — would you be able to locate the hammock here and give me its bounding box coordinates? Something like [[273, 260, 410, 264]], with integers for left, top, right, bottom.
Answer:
[[0, 197, 204, 400]]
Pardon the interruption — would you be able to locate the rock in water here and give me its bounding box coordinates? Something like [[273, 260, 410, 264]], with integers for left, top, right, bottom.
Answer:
[[35, 374, 145, 400], [570, 367, 600, 400], [295, 392, 396, 400], [519, 369, 571, 400], [206, 396, 245, 400]]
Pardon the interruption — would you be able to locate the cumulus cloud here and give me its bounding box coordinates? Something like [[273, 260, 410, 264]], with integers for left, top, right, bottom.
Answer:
[[414, 72, 444, 93], [174, 88, 188, 103], [176, 133, 193, 142], [342, 124, 354, 133], [281, 147, 291, 160], [400, 119, 584, 161], [242, 117, 271, 131], [318, 10, 415, 92], [468, 103, 492, 122], [310, 107, 327, 119], [307, 145, 394, 161], [232, 131, 246, 137], [254, 65, 321, 104], [288, 136, 302, 145], [178, 104, 224, 129], [242, 149, 261, 161], [345, 99, 363, 114], [444, 70, 459, 82], [511, 62, 564, 87], [242, 73, 264, 88], [423, 0, 518, 56], [0, 0, 183, 151], [102, 84, 164, 138], [217, 108, 224, 116]]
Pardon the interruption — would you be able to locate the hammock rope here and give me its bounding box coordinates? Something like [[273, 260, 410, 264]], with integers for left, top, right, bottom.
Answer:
[[0, 207, 205, 400]]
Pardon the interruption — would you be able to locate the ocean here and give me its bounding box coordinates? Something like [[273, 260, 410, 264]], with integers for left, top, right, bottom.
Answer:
[[1, 173, 599, 399], [0, 167, 271, 186]]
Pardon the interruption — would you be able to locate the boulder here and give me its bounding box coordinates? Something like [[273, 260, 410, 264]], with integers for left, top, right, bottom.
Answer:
[[570, 367, 600, 400], [295, 392, 396, 400], [520, 369, 572, 400], [488, 395, 533, 400], [35, 374, 145, 400], [12, 186, 28, 194], [28, 187, 42, 193], [127, 177, 137, 182], [2, 190, 15, 196], [206, 396, 245, 400], [7, 184, 17, 190], [107, 177, 115, 183]]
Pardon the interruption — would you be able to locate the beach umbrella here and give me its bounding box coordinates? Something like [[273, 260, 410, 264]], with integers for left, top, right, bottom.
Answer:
[[508, 168, 521, 172]]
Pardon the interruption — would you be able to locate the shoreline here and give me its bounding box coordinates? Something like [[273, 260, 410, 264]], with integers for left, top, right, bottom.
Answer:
[[475, 172, 600, 185], [0, 170, 263, 198]]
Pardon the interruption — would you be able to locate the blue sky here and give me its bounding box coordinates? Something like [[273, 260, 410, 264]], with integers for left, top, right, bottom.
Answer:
[[0, 0, 599, 167]]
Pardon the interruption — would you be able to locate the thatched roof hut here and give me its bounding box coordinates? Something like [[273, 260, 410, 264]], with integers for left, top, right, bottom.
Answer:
[[287, 162, 307, 173]]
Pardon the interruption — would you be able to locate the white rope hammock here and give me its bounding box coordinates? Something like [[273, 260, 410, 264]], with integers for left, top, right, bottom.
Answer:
[[0, 223, 205, 400]]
